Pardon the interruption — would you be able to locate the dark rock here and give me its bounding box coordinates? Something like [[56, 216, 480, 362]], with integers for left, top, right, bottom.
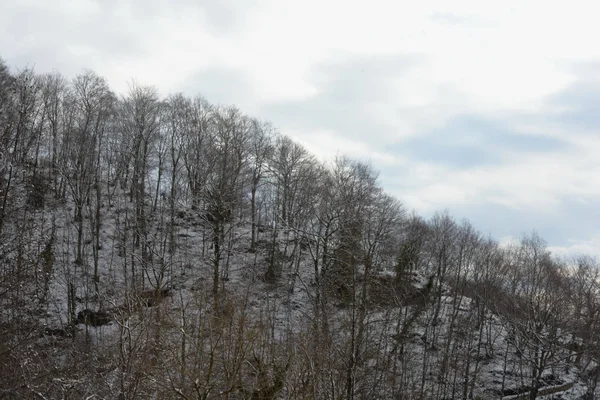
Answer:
[[77, 309, 112, 326]]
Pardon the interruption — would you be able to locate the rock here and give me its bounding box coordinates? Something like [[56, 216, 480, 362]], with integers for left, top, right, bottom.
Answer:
[[77, 309, 112, 326]]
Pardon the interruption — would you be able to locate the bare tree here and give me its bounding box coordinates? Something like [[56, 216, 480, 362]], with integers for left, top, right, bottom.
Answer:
[[568, 256, 600, 397], [163, 94, 191, 255], [8, 68, 42, 165], [55, 71, 115, 320], [118, 82, 161, 291], [38, 72, 67, 193], [269, 136, 313, 228], [203, 106, 249, 297], [0, 57, 15, 234], [246, 119, 274, 252], [501, 233, 573, 400], [182, 96, 212, 208]]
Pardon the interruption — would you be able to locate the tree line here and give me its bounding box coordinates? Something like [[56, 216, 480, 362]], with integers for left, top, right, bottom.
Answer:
[[0, 57, 599, 399]]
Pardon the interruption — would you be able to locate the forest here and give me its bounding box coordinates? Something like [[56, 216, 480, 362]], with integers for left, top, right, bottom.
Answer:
[[0, 57, 599, 400]]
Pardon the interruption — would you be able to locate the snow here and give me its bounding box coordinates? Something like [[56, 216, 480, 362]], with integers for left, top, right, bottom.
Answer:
[[1, 182, 596, 399]]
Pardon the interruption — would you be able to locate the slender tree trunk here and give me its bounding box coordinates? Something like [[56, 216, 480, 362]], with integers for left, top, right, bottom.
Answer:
[[250, 185, 257, 251], [212, 221, 221, 297], [0, 165, 13, 234], [76, 201, 84, 265], [93, 177, 101, 293]]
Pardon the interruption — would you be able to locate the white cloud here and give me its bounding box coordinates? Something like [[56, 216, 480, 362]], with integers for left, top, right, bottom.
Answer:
[[498, 235, 519, 248], [2, 0, 600, 251], [549, 236, 600, 259], [391, 143, 600, 214], [3, 0, 595, 113], [290, 129, 406, 166]]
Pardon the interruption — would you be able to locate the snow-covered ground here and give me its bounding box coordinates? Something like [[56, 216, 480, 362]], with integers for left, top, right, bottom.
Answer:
[[2, 187, 597, 399]]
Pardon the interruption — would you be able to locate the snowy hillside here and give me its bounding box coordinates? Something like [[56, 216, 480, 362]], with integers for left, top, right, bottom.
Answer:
[[1, 60, 599, 399]]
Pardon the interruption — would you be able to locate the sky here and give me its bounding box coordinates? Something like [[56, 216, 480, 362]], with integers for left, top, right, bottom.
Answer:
[[2, 0, 600, 257]]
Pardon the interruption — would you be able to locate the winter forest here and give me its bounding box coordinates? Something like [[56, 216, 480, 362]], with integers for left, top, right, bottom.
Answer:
[[1, 58, 600, 400]]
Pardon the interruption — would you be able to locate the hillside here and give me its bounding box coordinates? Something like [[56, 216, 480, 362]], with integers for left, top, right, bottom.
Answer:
[[1, 59, 600, 399]]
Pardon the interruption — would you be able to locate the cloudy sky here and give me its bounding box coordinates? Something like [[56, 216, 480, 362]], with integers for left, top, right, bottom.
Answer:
[[2, 0, 600, 257]]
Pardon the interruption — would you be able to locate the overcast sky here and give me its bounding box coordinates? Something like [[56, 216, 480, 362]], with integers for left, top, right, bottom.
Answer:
[[2, 0, 600, 257]]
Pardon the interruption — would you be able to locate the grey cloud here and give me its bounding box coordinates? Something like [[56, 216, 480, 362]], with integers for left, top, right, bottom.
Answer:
[[175, 66, 255, 109], [1, 1, 149, 77], [112, 0, 259, 36], [387, 66, 600, 249], [193, 0, 259, 36], [395, 115, 570, 169], [511, 60, 600, 134], [451, 198, 600, 251], [259, 53, 422, 140], [546, 85, 600, 132], [1, 0, 262, 89]]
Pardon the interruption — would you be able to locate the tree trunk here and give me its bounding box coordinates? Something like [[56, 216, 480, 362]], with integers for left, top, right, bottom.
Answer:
[[250, 186, 257, 251]]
